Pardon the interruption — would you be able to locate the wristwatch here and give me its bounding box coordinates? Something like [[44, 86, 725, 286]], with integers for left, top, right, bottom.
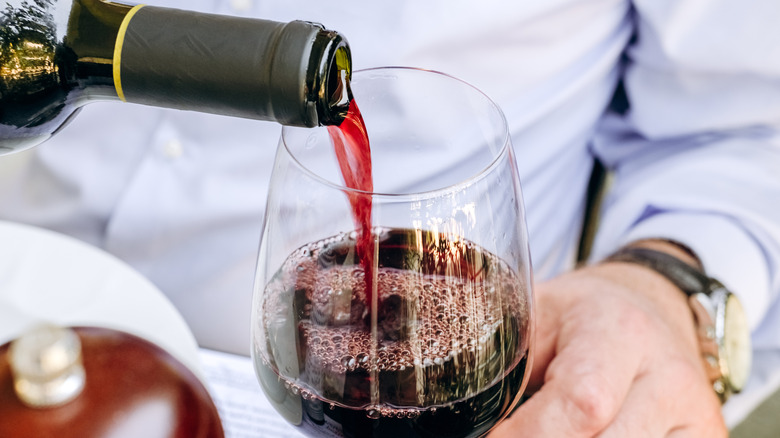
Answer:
[[606, 247, 752, 403]]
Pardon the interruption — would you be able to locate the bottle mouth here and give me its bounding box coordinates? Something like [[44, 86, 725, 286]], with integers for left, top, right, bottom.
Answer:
[[313, 31, 352, 126]]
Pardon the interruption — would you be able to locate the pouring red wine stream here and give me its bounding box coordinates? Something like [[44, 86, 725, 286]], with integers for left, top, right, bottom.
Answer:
[[327, 99, 376, 307]]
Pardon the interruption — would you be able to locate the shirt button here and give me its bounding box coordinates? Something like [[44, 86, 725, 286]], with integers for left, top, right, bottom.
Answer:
[[230, 0, 253, 12], [162, 139, 184, 159]]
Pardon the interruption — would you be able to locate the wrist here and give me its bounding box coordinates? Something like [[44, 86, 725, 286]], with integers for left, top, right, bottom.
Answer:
[[586, 259, 698, 344], [599, 239, 706, 334], [599, 242, 752, 403]]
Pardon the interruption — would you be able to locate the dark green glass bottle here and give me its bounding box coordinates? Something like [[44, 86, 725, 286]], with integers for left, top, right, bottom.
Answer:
[[0, 0, 352, 154]]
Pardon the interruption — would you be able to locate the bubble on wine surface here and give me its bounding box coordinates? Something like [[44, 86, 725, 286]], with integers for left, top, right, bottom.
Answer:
[[258, 229, 529, 408]]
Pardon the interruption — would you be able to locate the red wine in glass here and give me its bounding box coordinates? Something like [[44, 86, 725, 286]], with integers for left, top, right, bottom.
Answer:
[[255, 229, 529, 438]]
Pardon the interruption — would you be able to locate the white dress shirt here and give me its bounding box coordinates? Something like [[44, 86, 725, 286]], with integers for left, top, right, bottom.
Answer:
[[1, 0, 779, 426]]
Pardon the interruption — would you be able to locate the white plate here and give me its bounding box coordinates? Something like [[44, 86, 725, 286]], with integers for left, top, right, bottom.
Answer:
[[0, 220, 201, 377]]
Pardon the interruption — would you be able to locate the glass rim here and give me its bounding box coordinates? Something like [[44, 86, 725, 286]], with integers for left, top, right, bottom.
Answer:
[[280, 66, 511, 199]]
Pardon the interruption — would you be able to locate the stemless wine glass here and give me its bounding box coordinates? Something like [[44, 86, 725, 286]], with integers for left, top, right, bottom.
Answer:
[[251, 67, 534, 438]]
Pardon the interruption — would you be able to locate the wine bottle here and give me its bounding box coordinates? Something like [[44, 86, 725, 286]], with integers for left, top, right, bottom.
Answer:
[[0, 0, 352, 155]]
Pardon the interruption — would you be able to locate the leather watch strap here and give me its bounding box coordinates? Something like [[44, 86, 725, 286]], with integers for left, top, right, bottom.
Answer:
[[605, 247, 714, 296]]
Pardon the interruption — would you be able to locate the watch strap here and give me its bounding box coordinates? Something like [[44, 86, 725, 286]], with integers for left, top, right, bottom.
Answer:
[[605, 247, 714, 297]]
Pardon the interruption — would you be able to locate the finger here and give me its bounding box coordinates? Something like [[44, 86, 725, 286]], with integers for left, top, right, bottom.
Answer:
[[596, 356, 726, 438], [666, 410, 727, 438], [524, 283, 564, 391], [490, 303, 648, 437], [664, 374, 727, 438], [594, 373, 668, 438]]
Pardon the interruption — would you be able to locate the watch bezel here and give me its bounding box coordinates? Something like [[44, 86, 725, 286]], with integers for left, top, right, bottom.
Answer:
[[689, 285, 751, 403], [719, 288, 751, 395]]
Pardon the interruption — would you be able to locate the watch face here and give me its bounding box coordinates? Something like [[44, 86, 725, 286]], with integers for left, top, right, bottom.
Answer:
[[723, 293, 751, 392]]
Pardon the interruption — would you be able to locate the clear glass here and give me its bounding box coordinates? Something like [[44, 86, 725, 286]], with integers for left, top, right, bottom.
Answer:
[[251, 67, 534, 438]]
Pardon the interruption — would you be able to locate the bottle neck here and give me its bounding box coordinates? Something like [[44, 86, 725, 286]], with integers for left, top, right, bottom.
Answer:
[[62, 1, 356, 124], [112, 8, 353, 126], [64, 0, 134, 100]]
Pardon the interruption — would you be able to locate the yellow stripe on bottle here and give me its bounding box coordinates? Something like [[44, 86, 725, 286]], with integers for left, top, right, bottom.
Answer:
[[113, 4, 146, 102]]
